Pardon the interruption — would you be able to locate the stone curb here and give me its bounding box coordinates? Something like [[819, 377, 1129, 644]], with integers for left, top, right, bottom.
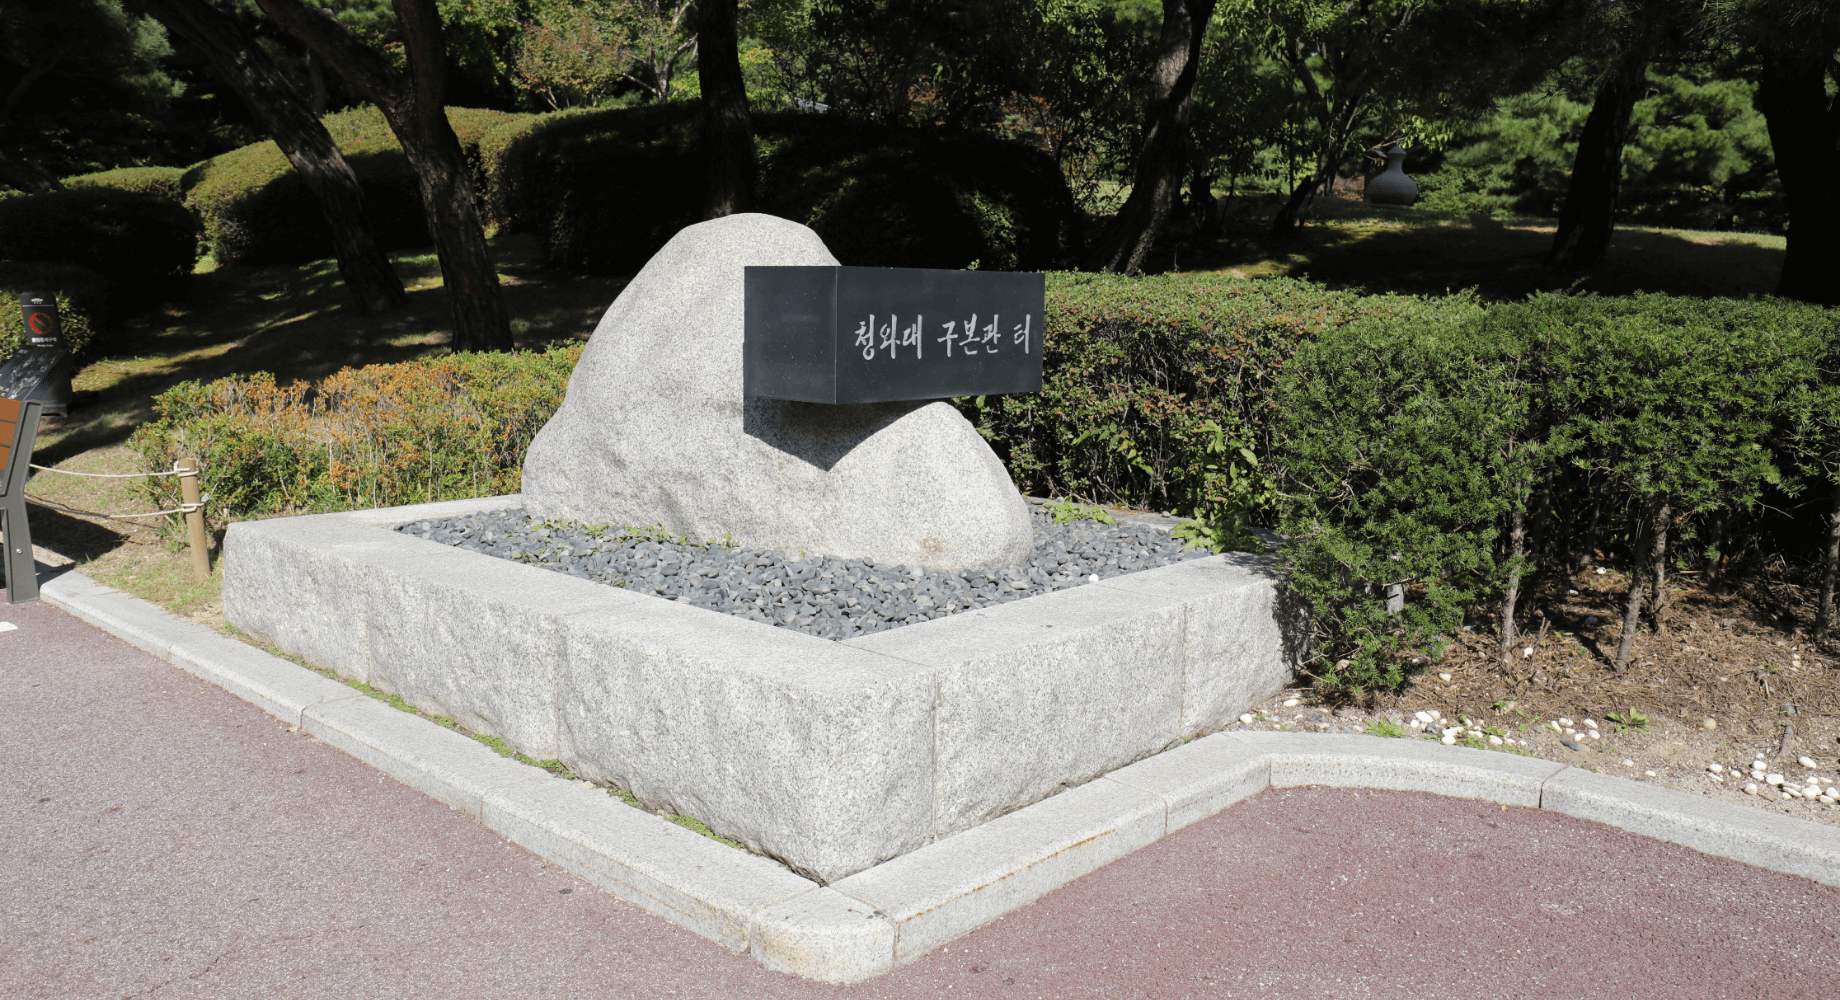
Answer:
[[38, 569, 1840, 984]]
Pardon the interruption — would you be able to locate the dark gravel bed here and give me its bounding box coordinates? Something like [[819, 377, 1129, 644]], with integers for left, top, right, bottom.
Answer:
[[395, 507, 1211, 640]]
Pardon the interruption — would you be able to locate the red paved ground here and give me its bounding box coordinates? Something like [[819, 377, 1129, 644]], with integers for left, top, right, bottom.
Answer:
[[4, 592, 1838, 999]]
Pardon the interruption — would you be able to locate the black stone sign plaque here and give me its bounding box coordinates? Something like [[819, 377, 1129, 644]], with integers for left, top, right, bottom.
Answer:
[[744, 266, 1045, 404]]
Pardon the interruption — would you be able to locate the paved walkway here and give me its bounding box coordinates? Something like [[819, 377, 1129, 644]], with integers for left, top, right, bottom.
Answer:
[[4, 594, 1838, 999]]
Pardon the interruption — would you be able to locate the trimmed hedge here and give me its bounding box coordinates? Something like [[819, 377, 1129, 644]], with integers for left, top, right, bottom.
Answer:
[[959, 273, 1483, 526], [0, 186, 199, 311], [64, 166, 189, 201], [182, 102, 1076, 273], [480, 104, 1076, 273], [128, 344, 583, 525], [0, 261, 110, 359], [181, 105, 528, 266], [1274, 293, 1840, 689]]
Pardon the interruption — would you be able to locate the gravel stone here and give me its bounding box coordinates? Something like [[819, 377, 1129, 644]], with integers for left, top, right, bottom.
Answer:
[[395, 506, 1212, 641]]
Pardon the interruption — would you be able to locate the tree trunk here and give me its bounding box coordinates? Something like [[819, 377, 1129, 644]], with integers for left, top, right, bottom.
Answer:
[[1270, 171, 1324, 238], [0, 146, 62, 194], [1648, 507, 1671, 633], [141, 0, 406, 317], [1815, 481, 1840, 645], [698, 0, 753, 219], [1547, 53, 1648, 272], [1755, 43, 1840, 306], [256, 0, 511, 351], [1614, 499, 1667, 672], [1501, 504, 1527, 667], [1082, 0, 1217, 274]]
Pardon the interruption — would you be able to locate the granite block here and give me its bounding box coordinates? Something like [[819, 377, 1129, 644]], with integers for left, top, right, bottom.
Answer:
[[1105, 732, 1271, 832], [557, 600, 937, 883], [849, 584, 1186, 835], [1230, 731, 1565, 807], [224, 514, 443, 684], [335, 495, 524, 527], [834, 777, 1166, 965], [301, 696, 539, 815], [169, 632, 365, 727], [360, 547, 643, 760], [747, 888, 896, 983], [1096, 554, 1289, 735], [483, 777, 818, 952], [1541, 767, 1840, 887]]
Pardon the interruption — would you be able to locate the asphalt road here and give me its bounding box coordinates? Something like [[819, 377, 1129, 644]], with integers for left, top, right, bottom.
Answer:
[[4, 593, 1837, 999]]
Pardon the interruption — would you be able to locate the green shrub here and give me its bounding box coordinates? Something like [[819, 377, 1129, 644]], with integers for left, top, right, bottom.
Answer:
[[63, 166, 188, 201], [128, 344, 583, 527], [0, 261, 110, 359], [182, 105, 531, 266], [0, 186, 199, 311], [960, 273, 1481, 529], [479, 103, 1076, 273], [1273, 300, 1532, 689], [1272, 291, 1839, 689]]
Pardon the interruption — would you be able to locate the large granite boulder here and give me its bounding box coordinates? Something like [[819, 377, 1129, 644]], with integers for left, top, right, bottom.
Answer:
[[521, 213, 1034, 572]]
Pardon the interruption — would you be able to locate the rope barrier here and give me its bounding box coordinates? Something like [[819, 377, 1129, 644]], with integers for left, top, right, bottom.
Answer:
[[28, 461, 196, 478], [27, 494, 208, 522]]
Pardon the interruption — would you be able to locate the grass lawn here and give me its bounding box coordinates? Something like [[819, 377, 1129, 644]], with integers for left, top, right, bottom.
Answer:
[[1163, 195, 1787, 302]]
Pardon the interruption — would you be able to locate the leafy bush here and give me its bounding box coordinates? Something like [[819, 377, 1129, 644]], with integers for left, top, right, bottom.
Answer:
[[961, 273, 1481, 533], [63, 166, 189, 201], [0, 261, 110, 359], [128, 344, 583, 527], [479, 103, 1076, 273], [1273, 292, 1839, 689], [181, 105, 530, 266], [0, 186, 199, 311]]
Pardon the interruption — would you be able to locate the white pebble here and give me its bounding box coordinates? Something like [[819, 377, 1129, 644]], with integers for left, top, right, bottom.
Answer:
[[1239, 714, 1255, 724], [1521, 647, 1533, 658], [1583, 719, 1598, 730], [1415, 711, 1434, 723], [1744, 783, 1760, 795], [1441, 734, 1457, 745], [1088, 574, 1101, 584], [1707, 763, 1724, 774], [1587, 731, 1600, 740], [1282, 698, 1301, 707], [1645, 770, 1657, 777], [1558, 717, 1574, 727], [1751, 771, 1767, 783], [1564, 728, 1577, 737], [1596, 567, 1607, 574], [1548, 721, 1562, 732], [1798, 756, 1818, 770], [1780, 791, 1796, 801], [1821, 795, 1837, 806], [1804, 786, 1823, 800], [1428, 710, 1442, 720], [1622, 759, 1635, 767], [1568, 588, 1579, 594], [1438, 672, 1452, 682], [1767, 773, 1785, 785], [1488, 735, 1503, 746]]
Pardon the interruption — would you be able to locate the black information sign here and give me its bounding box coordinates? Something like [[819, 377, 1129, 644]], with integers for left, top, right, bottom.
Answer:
[[744, 266, 1045, 404], [2, 293, 73, 415]]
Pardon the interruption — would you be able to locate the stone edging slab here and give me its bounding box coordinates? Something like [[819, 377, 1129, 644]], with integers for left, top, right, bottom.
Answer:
[[41, 569, 1840, 983]]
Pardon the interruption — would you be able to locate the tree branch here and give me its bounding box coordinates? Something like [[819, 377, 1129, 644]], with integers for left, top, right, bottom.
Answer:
[[252, 0, 403, 109]]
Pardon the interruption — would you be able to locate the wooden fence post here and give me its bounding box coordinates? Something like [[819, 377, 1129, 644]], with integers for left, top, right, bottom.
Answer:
[[178, 457, 210, 583]]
